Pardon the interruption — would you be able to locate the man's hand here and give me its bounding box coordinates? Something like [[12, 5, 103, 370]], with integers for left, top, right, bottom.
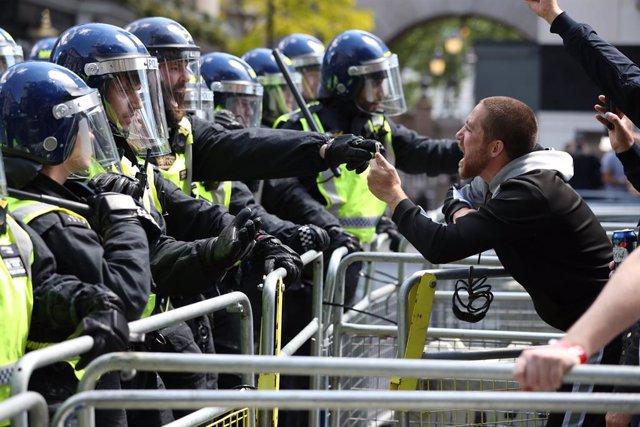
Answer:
[[253, 234, 303, 285], [89, 173, 144, 201], [595, 95, 635, 153], [75, 309, 130, 370], [367, 152, 407, 212], [606, 412, 634, 427], [287, 224, 331, 254], [204, 207, 260, 272], [525, 0, 564, 25], [513, 344, 581, 391], [322, 134, 381, 173], [325, 226, 363, 254], [214, 108, 245, 130]]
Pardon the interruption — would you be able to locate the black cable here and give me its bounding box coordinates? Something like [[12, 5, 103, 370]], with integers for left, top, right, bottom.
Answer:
[[451, 265, 494, 323], [322, 301, 397, 325]]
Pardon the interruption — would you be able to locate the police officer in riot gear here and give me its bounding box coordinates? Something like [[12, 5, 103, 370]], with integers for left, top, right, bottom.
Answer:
[[274, 29, 463, 246], [277, 33, 325, 102], [27, 36, 57, 61], [0, 60, 150, 426]]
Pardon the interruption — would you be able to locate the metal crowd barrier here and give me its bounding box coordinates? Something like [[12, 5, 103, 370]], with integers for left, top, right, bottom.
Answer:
[[0, 392, 48, 427], [50, 354, 640, 427], [10, 291, 254, 427]]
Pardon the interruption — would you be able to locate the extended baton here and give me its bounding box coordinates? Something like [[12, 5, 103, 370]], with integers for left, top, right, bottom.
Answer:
[[8, 188, 92, 216], [272, 48, 341, 178]]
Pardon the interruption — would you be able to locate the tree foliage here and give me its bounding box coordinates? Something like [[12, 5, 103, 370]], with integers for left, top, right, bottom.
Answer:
[[222, 0, 373, 56]]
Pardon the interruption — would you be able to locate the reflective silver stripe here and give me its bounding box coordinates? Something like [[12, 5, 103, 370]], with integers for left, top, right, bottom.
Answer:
[[84, 56, 158, 76], [52, 90, 101, 119], [291, 54, 322, 69], [348, 54, 399, 76], [258, 72, 302, 87], [339, 216, 379, 229], [7, 216, 33, 281], [0, 45, 22, 57], [0, 363, 14, 386], [319, 170, 343, 216], [211, 81, 263, 96]]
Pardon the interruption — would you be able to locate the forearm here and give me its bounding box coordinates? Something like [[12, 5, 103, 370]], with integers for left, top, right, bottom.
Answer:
[[562, 248, 640, 356]]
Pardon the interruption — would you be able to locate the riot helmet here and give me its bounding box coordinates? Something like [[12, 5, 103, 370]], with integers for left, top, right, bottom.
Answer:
[[51, 23, 171, 157], [200, 52, 263, 128], [126, 17, 201, 128], [241, 48, 300, 126], [0, 61, 121, 178], [277, 33, 324, 102], [27, 37, 57, 61], [320, 30, 406, 116], [0, 27, 23, 73]]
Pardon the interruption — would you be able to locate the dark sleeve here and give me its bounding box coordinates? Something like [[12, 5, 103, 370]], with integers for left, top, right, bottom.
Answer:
[[261, 178, 341, 229], [149, 234, 221, 297], [28, 211, 151, 321], [154, 169, 234, 242], [24, 221, 126, 342], [389, 120, 463, 175], [616, 144, 640, 191], [613, 321, 640, 393], [552, 12, 640, 126], [391, 179, 547, 264], [229, 181, 299, 243], [190, 115, 330, 181]]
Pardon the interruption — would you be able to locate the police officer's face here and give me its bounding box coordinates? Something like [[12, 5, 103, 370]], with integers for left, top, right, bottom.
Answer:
[[356, 77, 387, 113], [105, 77, 143, 131], [159, 59, 190, 125], [66, 119, 94, 173], [456, 104, 492, 179], [230, 96, 255, 128]]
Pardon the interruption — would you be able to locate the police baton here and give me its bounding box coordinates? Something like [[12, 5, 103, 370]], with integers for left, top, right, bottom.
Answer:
[[8, 188, 92, 216], [271, 48, 341, 178]]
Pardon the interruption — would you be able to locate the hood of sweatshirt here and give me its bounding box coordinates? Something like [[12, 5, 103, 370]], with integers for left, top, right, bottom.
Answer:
[[490, 149, 574, 196]]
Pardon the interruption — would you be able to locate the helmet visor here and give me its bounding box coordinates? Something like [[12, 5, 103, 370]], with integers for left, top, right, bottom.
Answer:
[[0, 45, 23, 74], [299, 65, 321, 102], [102, 67, 171, 157], [259, 73, 302, 123], [350, 54, 406, 116], [56, 96, 122, 179], [185, 81, 214, 122]]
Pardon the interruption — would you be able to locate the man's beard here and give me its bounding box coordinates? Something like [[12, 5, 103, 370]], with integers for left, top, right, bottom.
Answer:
[[162, 84, 185, 128]]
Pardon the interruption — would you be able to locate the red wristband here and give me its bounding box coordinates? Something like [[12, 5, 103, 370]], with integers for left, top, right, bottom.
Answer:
[[549, 339, 588, 364]]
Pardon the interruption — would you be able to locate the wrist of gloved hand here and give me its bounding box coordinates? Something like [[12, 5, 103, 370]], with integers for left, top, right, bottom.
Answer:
[[376, 216, 403, 252], [74, 309, 130, 370], [325, 225, 363, 254], [286, 224, 331, 254], [87, 192, 144, 237], [254, 233, 303, 285]]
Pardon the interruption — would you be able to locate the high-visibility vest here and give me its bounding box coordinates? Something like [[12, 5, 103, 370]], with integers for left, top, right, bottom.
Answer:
[[8, 199, 158, 379], [0, 214, 34, 406], [296, 113, 393, 243]]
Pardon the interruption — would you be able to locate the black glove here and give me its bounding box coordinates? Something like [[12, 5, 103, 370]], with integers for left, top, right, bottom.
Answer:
[[87, 192, 161, 244], [286, 224, 331, 254], [376, 216, 403, 252], [202, 207, 260, 272], [75, 309, 130, 370], [214, 109, 245, 130], [325, 225, 363, 254], [88, 173, 144, 201], [324, 134, 383, 174], [253, 233, 303, 285]]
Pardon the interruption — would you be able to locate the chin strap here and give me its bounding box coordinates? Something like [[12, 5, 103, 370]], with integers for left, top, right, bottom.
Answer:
[[451, 266, 494, 323]]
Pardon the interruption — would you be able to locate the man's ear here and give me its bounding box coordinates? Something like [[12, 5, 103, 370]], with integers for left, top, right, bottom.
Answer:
[[491, 139, 505, 158]]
